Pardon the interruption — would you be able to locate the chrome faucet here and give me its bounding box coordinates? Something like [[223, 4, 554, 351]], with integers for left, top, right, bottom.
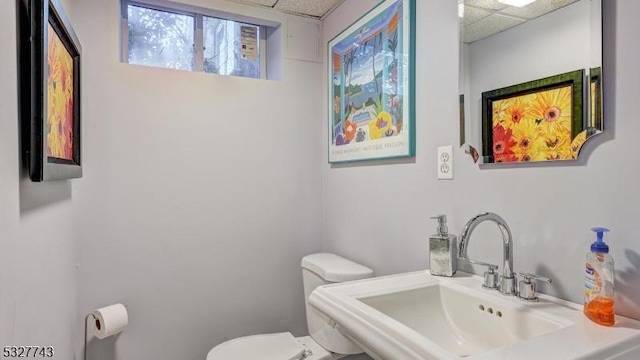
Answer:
[[458, 212, 516, 296]]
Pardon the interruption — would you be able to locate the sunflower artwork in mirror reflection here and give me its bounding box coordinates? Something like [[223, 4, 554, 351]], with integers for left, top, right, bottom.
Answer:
[[482, 69, 590, 163]]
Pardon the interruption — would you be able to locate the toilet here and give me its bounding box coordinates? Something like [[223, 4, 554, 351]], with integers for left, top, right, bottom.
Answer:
[[206, 253, 374, 360]]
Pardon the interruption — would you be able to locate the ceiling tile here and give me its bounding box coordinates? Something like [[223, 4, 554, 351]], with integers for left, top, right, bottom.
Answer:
[[225, 0, 278, 8], [464, 0, 508, 11], [275, 0, 342, 18], [463, 13, 525, 43], [461, 0, 579, 43], [499, 0, 578, 20], [462, 5, 493, 27]]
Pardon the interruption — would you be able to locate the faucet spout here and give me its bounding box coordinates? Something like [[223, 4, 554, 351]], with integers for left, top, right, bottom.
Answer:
[[458, 212, 516, 295]]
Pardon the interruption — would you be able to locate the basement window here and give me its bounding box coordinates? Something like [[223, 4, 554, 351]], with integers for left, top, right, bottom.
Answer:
[[121, 0, 268, 79]]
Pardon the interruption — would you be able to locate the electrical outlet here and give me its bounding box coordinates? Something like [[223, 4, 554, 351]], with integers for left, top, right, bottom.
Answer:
[[437, 145, 454, 180]]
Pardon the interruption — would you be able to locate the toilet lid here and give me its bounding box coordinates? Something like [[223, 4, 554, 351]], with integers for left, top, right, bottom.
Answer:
[[206, 332, 307, 360]]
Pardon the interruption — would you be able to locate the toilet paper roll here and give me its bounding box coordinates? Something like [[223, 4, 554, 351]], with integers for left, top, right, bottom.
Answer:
[[92, 303, 128, 339]]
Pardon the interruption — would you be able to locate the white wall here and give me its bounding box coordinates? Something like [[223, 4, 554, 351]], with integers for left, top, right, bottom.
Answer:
[[322, 0, 459, 275], [71, 0, 324, 359], [323, 0, 640, 321], [0, 0, 79, 359]]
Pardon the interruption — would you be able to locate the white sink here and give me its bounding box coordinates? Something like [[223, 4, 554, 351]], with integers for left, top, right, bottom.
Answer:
[[359, 281, 570, 357], [309, 271, 640, 360]]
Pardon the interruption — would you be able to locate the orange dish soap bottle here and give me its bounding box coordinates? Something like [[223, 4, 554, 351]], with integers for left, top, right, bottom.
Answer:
[[584, 227, 615, 326]]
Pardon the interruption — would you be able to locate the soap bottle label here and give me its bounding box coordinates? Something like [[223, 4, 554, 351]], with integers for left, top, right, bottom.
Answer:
[[584, 263, 601, 301]]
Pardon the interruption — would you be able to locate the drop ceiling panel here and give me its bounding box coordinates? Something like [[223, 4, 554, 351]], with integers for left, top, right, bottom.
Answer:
[[462, 0, 582, 43], [275, 0, 342, 18], [224, 0, 343, 18], [465, 0, 509, 11], [227, 0, 278, 7], [500, 0, 578, 19], [462, 5, 493, 27], [463, 13, 525, 43]]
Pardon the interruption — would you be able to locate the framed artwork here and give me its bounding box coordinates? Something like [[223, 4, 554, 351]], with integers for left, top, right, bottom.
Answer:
[[459, 94, 465, 147], [590, 67, 602, 131], [328, 0, 415, 163], [25, 0, 82, 181], [481, 69, 584, 163]]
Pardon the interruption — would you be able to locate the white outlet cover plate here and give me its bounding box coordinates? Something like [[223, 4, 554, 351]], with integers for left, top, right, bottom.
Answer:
[[437, 145, 453, 180]]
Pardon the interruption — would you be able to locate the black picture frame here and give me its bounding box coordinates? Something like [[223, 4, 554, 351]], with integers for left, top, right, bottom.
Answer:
[[590, 67, 602, 131], [459, 94, 465, 147], [21, 0, 82, 181], [481, 69, 584, 163]]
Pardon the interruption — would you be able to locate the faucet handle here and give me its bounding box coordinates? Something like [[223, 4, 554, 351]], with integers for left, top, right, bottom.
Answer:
[[517, 272, 552, 302], [469, 259, 499, 290]]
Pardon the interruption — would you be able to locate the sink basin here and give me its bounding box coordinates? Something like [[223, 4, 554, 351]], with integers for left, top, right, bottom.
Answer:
[[309, 271, 640, 360], [359, 282, 569, 357]]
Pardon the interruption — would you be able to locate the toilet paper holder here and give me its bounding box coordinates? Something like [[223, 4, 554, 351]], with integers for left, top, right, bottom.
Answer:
[[84, 304, 128, 360]]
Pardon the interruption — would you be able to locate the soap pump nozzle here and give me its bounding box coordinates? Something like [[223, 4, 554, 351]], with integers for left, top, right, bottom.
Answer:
[[590, 227, 610, 253], [430, 215, 448, 236]]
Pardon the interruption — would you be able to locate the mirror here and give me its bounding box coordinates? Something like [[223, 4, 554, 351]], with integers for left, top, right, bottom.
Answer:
[[459, 0, 602, 164]]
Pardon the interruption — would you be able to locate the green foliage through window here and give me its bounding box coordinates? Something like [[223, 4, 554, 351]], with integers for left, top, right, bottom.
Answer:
[[128, 5, 195, 70], [123, 1, 262, 79]]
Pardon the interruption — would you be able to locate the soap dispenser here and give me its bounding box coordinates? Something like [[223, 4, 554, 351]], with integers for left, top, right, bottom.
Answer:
[[584, 227, 615, 326], [429, 215, 457, 277]]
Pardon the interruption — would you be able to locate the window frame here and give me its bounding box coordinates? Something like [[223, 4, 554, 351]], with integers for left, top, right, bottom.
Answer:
[[120, 0, 267, 78]]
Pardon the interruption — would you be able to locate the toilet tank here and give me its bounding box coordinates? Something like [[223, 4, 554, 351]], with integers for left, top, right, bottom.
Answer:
[[301, 253, 373, 355]]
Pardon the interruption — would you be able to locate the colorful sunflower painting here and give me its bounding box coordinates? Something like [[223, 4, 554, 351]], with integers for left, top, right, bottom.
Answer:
[[47, 23, 75, 161], [491, 84, 575, 163]]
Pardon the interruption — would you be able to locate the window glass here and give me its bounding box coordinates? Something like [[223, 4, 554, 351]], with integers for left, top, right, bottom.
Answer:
[[203, 17, 260, 79], [127, 5, 195, 71]]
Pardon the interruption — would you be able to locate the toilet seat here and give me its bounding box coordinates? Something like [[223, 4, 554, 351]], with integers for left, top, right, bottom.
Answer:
[[206, 332, 310, 360]]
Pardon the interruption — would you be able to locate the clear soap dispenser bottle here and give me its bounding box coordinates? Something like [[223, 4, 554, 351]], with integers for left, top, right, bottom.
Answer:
[[429, 215, 457, 277], [584, 227, 615, 326]]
